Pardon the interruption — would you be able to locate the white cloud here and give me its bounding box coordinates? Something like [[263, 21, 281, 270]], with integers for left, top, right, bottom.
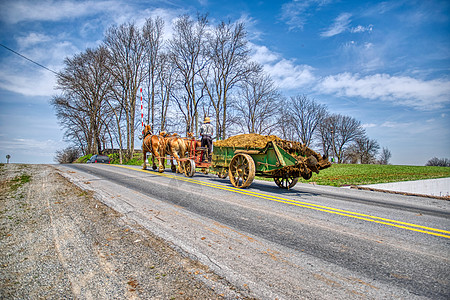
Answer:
[[16, 33, 52, 49], [362, 123, 377, 128], [351, 24, 373, 33], [0, 138, 60, 153], [250, 43, 316, 89], [380, 121, 412, 128], [0, 138, 62, 163], [264, 60, 316, 89], [249, 43, 279, 64], [317, 73, 450, 110], [0, 0, 118, 24], [321, 13, 352, 37], [0, 69, 57, 97], [321, 13, 373, 37], [0, 38, 78, 97]]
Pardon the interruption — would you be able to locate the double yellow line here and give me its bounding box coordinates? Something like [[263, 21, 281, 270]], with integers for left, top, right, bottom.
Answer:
[[113, 165, 450, 239]]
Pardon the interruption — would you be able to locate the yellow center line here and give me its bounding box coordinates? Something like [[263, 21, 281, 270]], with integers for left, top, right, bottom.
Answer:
[[111, 164, 450, 239]]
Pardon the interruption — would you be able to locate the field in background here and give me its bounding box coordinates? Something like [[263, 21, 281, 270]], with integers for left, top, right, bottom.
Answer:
[[299, 164, 450, 187]]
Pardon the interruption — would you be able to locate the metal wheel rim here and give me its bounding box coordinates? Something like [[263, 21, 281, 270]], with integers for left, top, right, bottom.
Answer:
[[184, 159, 195, 177], [228, 154, 255, 188]]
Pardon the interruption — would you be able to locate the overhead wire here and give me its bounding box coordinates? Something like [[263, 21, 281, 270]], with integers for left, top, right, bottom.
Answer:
[[0, 43, 58, 75]]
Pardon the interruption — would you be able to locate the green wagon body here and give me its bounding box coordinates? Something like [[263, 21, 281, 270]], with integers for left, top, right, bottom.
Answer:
[[209, 140, 331, 189]]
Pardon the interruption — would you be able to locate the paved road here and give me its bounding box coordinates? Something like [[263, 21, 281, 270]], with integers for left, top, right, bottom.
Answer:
[[58, 164, 450, 299]]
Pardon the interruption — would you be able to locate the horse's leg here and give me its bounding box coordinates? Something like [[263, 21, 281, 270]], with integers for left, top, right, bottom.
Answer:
[[151, 145, 157, 170], [172, 151, 184, 173], [170, 158, 176, 172], [167, 145, 176, 172], [152, 153, 157, 170], [157, 149, 164, 173], [142, 149, 147, 170]]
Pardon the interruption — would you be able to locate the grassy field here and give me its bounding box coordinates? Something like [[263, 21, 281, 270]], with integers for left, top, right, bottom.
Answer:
[[298, 164, 450, 187]]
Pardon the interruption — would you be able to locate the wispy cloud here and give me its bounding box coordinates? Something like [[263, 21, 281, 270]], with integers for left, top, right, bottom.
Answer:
[[317, 73, 450, 110], [321, 13, 373, 37], [350, 24, 373, 33], [16, 33, 52, 49], [0, 138, 60, 154], [0, 0, 118, 24], [279, 0, 332, 31], [321, 13, 352, 37], [0, 39, 77, 97], [0, 69, 57, 97]]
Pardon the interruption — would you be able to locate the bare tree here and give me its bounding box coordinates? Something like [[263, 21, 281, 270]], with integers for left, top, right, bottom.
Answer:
[[54, 46, 113, 155], [104, 22, 147, 159], [169, 14, 208, 135], [143, 16, 164, 129], [275, 98, 296, 141], [234, 72, 280, 134], [345, 137, 380, 164], [156, 53, 176, 131], [201, 21, 261, 139], [426, 157, 450, 167], [378, 147, 392, 165], [289, 95, 328, 147], [52, 93, 89, 153], [320, 114, 365, 163], [54, 146, 81, 164]]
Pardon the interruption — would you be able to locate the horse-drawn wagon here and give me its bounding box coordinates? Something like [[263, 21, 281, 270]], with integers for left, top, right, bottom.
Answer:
[[141, 125, 330, 189], [183, 133, 331, 189]]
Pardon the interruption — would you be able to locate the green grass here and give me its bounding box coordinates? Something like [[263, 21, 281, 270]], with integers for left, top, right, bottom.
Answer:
[[10, 174, 32, 191], [75, 154, 92, 163], [109, 152, 144, 165], [298, 164, 450, 187], [75, 152, 144, 165]]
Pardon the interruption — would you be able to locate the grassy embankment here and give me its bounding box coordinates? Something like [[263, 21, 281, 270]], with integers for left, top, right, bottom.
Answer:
[[299, 164, 450, 187], [74, 154, 450, 187], [75, 152, 144, 165]]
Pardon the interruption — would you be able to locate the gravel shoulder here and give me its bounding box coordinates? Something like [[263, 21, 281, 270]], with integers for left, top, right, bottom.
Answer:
[[0, 164, 237, 299]]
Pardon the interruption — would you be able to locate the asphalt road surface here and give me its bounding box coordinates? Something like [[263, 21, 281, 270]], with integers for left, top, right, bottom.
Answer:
[[58, 164, 450, 299]]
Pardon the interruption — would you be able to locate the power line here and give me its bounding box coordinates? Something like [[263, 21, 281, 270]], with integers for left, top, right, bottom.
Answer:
[[0, 43, 58, 75]]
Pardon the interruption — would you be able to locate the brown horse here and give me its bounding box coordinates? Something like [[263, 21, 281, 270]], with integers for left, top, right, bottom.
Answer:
[[164, 133, 188, 173], [142, 125, 166, 172]]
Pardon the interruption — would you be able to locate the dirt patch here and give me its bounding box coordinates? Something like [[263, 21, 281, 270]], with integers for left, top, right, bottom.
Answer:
[[0, 164, 241, 299]]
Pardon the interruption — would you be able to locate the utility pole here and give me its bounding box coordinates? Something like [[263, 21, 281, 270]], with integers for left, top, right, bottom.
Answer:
[[330, 127, 335, 163]]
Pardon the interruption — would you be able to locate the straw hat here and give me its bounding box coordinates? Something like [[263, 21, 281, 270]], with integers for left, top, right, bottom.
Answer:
[[204, 117, 210, 123]]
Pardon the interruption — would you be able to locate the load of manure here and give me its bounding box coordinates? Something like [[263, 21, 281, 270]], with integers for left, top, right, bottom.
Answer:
[[214, 133, 281, 148]]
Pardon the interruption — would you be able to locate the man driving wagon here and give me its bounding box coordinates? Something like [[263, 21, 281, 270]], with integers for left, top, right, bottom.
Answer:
[[199, 116, 213, 162]]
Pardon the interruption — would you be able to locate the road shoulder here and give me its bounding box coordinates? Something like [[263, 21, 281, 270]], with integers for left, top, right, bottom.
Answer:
[[0, 164, 240, 299]]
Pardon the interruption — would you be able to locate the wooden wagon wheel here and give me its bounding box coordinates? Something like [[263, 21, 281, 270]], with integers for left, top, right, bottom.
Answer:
[[274, 176, 298, 189], [184, 159, 195, 177], [228, 154, 255, 188]]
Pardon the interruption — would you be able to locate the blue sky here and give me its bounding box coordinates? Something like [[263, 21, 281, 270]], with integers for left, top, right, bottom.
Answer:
[[0, 0, 449, 165]]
